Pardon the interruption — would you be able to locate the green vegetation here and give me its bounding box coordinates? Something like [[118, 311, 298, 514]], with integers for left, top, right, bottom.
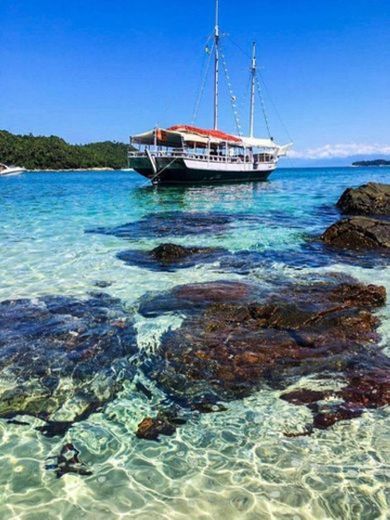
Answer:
[[352, 159, 390, 167], [0, 130, 129, 170]]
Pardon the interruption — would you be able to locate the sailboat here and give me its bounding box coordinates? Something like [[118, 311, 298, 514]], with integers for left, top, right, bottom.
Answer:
[[128, 0, 292, 185]]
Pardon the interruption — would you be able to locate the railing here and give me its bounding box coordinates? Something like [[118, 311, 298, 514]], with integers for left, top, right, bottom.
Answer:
[[128, 148, 276, 164]]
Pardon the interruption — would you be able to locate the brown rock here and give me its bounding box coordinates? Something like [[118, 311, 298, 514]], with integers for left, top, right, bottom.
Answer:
[[147, 281, 386, 401], [313, 407, 363, 429], [329, 283, 387, 308], [337, 183, 390, 216], [151, 243, 218, 263], [321, 217, 390, 250], [174, 281, 253, 304], [280, 389, 333, 406], [340, 370, 390, 409], [136, 416, 177, 441], [141, 279, 388, 434]]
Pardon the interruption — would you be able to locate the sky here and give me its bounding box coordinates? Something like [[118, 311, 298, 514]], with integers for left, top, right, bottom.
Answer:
[[1, 0, 389, 164]]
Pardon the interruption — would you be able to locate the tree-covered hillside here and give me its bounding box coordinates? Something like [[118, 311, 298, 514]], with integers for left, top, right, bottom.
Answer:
[[0, 130, 129, 170]]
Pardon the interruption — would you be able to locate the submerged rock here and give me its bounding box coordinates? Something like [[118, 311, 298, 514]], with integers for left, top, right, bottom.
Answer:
[[87, 212, 236, 240], [312, 407, 363, 430], [46, 443, 92, 479], [0, 293, 137, 430], [141, 278, 388, 432], [94, 280, 113, 288], [138, 280, 261, 317], [340, 369, 390, 409], [117, 243, 226, 272], [291, 370, 390, 431], [281, 369, 390, 432], [280, 389, 333, 406], [337, 183, 390, 216], [321, 217, 390, 250], [151, 243, 214, 262], [136, 412, 185, 441]]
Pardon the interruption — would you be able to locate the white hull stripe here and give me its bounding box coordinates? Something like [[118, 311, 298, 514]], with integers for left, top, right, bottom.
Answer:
[[183, 159, 276, 172]]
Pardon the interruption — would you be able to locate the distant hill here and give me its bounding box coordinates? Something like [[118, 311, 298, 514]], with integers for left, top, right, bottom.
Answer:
[[0, 130, 130, 170], [352, 159, 390, 167]]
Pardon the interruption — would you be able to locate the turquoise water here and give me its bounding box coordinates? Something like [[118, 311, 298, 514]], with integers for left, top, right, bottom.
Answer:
[[0, 167, 389, 519]]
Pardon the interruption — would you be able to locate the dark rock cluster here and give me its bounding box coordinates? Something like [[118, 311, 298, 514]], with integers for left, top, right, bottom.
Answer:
[[46, 443, 93, 479], [0, 293, 137, 432], [321, 183, 390, 251], [337, 182, 390, 216], [322, 217, 390, 250], [117, 243, 226, 272], [136, 413, 186, 441], [87, 211, 236, 239], [138, 278, 389, 436]]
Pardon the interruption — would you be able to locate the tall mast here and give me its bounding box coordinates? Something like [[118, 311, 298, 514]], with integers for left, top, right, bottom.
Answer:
[[249, 42, 256, 138], [213, 0, 220, 130]]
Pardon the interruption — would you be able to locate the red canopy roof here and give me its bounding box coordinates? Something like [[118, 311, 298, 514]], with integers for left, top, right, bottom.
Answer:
[[168, 125, 241, 143]]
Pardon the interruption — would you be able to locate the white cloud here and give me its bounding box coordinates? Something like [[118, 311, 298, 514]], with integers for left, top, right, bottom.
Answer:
[[289, 143, 390, 160]]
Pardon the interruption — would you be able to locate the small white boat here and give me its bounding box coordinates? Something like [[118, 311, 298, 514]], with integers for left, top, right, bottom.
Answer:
[[0, 163, 26, 177]]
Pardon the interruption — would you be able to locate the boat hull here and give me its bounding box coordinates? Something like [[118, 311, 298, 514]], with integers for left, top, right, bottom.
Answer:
[[0, 168, 26, 177], [129, 156, 275, 185]]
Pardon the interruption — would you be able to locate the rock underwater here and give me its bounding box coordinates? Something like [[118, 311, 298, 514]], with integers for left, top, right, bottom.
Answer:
[[117, 243, 226, 272], [87, 211, 236, 239], [337, 182, 390, 216], [138, 278, 389, 435], [0, 292, 137, 435]]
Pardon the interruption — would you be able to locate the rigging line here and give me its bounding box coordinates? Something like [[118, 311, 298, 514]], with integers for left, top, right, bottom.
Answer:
[[226, 35, 251, 60], [227, 35, 293, 144], [257, 71, 294, 144], [255, 73, 272, 139], [192, 40, 214, 124], [143, 157, 179, 187], [236, 67, 251, 111], [239, 74, 251, 120], [220, 48, 243, 136]]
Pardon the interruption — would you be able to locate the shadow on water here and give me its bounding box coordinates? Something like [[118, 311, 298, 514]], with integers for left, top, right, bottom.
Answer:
[[127, 180, 276, 214]]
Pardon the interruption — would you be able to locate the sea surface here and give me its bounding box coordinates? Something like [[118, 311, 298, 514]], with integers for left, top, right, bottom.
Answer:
[[0, 167, 389, 519]]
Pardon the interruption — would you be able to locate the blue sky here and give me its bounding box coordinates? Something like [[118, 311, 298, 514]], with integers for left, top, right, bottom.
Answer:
[[1, 0, 389, 163]]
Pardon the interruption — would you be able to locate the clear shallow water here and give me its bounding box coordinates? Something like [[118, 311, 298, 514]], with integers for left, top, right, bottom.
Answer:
[[0, 167, 389, 519]]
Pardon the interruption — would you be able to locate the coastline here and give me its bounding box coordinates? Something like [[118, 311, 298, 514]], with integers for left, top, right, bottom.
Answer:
[[25, 165, 390, 172], [28, 167, 129, 172]]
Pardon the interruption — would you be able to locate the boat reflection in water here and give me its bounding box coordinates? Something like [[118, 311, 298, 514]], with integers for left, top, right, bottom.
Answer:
[[131, 177, 279, 213]]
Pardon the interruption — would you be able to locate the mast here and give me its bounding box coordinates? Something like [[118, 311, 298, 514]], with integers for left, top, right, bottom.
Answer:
[[249, 42, 256, 138], [213, 0, 220, 130]]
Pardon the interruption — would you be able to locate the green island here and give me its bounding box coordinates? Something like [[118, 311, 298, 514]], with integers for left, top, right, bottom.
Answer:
[[0, 130, 129, 170], [352, 159, 390, 167]]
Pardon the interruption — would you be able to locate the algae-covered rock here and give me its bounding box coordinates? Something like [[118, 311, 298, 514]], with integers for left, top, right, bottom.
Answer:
[[140, 278, 388, 432], [0, 293, 137, 430]]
